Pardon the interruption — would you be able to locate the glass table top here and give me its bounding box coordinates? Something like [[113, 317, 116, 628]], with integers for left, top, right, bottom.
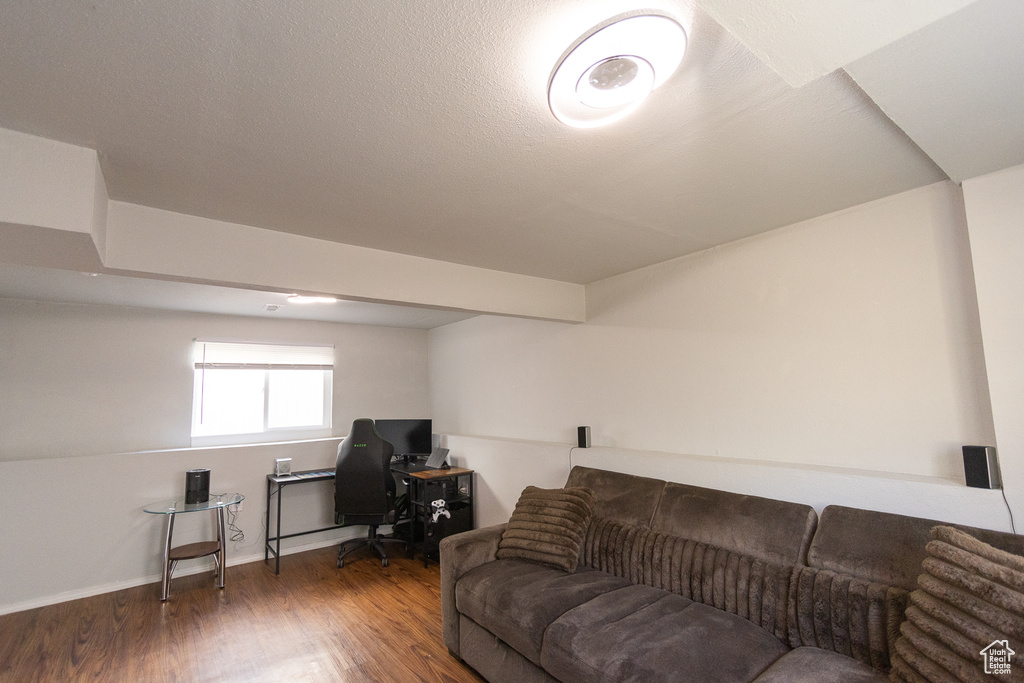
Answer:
[[143, 492, 244, 514]]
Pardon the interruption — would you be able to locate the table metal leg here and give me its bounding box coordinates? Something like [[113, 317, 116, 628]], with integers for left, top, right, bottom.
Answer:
[[160, 512, 176, 601]]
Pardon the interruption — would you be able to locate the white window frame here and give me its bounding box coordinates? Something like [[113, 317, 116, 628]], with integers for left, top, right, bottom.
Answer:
[[191, 340, 334, 447]]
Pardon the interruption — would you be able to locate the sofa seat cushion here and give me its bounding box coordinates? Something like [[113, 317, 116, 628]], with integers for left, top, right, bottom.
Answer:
[[752, 647, 889, 682], [459, 615, 559, 683], [541, 584, 789, 683], [456, 559, 631, 664]]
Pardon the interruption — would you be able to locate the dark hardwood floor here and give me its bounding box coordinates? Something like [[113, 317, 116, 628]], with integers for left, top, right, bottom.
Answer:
[[0, 546, 484, 682]]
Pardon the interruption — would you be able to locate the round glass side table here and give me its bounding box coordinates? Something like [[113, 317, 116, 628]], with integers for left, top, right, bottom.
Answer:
[[143, 493, 244, 601]]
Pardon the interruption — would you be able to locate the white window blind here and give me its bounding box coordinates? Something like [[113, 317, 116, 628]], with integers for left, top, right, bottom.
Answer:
[[193, 341, 334, 369]]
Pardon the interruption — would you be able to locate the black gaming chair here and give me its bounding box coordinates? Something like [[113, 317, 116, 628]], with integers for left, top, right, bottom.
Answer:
[[334, 418, 408, 567]]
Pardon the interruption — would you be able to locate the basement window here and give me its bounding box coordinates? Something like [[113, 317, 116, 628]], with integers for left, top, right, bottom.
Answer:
[[191, 340, 333, 446]]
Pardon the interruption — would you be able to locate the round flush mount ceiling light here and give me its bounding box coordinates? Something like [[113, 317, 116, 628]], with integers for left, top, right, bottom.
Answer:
[[548, 12, 687, 128], [287, 294, 338, 304]]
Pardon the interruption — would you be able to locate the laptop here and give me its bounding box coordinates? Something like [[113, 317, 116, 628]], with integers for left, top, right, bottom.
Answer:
[[399, 447, 450, 472]]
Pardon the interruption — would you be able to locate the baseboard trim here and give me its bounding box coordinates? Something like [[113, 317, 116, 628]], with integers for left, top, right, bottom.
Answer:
[[0, 531, 363, 616]]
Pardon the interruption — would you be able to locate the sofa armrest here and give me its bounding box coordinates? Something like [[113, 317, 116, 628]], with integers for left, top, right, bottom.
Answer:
[[440, 523, 507, 656]]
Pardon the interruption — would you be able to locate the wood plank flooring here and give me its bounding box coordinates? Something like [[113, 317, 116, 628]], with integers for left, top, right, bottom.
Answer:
[[0, 546, 484, 683]]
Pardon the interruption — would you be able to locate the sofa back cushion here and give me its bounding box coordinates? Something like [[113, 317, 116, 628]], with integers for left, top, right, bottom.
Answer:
[[650, 482, 818, 566], [565, 466, 665, 527], [583, 516, 908, 673], [809, 506, 1024, 592]]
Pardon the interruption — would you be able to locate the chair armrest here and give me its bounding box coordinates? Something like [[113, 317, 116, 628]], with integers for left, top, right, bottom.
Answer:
[[440, 523, 507, 656]]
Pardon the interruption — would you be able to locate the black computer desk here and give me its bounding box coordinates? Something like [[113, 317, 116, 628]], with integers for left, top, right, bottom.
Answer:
[[264, 458, 430, 574], [264, 468, 339, 574]]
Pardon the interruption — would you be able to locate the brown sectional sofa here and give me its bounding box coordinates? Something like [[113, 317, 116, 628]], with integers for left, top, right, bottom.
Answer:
[[440, 466, 1024, 682]]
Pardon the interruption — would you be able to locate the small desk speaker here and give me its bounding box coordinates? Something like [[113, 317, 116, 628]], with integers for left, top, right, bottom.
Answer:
[[963, 445, 1000, 489]]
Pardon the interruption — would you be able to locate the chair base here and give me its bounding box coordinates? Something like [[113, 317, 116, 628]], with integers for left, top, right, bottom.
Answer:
[[337, 532, 409, 568]]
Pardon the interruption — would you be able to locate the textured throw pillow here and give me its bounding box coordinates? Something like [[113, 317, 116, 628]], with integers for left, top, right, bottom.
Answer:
[[496, 486, 596, 572], [890, 525, 1024, 683]]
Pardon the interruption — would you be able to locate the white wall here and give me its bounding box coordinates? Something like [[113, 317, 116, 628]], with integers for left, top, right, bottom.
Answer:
[[444, 435, 1013, 533], [963, 162, 1024, 525], [431, 181, 1009, 528], [0, 438, 349, 614], [0, 299, 428, 460], [4, 170, 1020, 614], [0, 299, 430, 613]]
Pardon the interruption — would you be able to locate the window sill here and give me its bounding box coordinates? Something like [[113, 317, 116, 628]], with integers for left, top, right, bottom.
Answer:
[[190, 428, 335, 449]]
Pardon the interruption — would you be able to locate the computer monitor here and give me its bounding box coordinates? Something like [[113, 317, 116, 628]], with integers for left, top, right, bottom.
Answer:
[[374, 419, 432, 457]]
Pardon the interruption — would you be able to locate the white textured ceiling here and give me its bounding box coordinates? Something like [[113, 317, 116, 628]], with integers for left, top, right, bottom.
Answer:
[[0, 0, 1022, 320]]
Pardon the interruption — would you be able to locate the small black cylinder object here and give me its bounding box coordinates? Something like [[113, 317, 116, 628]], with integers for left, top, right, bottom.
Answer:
[[963, 446, 1000, 489], [185, 468, 210, 504], [577, 426, 591, 449]]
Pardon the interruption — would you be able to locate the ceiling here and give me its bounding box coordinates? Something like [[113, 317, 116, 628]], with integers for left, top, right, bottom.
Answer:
[[0, 0, 1022, 325]]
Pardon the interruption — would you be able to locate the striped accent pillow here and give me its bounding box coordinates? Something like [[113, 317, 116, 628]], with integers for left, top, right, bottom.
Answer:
[[890, 525, 1024, 682], [496, 486, 595, 572]]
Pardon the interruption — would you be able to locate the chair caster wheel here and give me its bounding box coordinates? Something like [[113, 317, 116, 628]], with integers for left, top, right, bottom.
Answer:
[[381, 558, 389, 567], [338, 559, 344, 568]]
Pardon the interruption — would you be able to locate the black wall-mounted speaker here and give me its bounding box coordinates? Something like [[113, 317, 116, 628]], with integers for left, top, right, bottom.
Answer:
[[185, 468, 210, 503], [963, 446, 1000, 489], [577, 426, 591, 449]]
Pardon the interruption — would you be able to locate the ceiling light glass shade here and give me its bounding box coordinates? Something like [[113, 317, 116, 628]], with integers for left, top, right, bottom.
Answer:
[[549, 13, 687, 128], [576, 56, 655, 109]]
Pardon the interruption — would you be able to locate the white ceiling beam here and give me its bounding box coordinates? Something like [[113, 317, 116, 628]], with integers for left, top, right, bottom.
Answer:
[[846, 0, 1024, 182], [0, 127, 585, 322], [102, 202, 585, 322], [695, 0, 981, 87], [0, 128, 105, 239]]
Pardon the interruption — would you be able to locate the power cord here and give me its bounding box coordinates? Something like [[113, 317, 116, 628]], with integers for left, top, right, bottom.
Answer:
[[1001, 487, 1017, 534], [568, 446, 579, 475], [227, 504, 245, 545]]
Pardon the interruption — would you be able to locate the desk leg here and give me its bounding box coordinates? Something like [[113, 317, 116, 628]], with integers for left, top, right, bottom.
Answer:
[[275, 483, 283, 574], [422, 485, 430, 568], [216, 507, 227, 589], [264, 478, 272, 563], [160, 513, 175, 601]]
